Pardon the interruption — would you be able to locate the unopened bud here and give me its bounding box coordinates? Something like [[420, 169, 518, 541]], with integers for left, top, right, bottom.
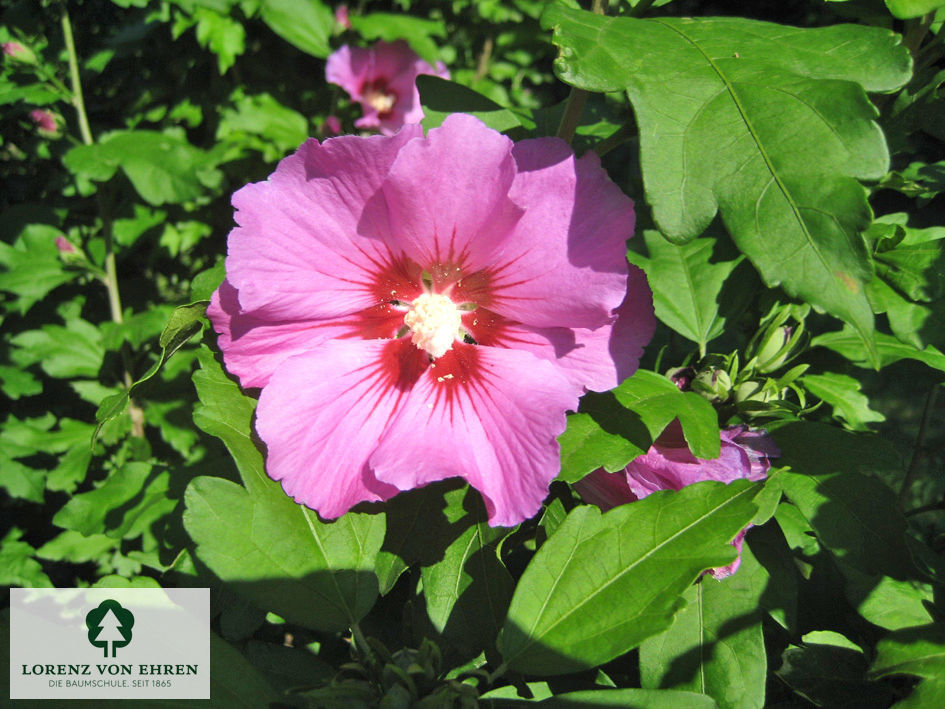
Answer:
[[334, 5, 351, 29], [734, 380, 775, 404], [29, 108, 61, 137], [322, 115, 341, 136], [2, 41, 36, 64], [691, 366, 732, 403], [666, 366, 695, 391]]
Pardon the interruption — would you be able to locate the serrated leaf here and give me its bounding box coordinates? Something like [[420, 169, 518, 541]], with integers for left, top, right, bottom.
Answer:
[[543, 7, 914, 362], [613, 369, 720, 459], [640, 545, 767, 709], [498, 480, 761, 675], [557, 398, 649, 485], [0, 456, 45, 503], [217, 92, 308, 160], [183, 475, 385, 633], [627, 230, 747, 351], [35, 530, 119, 563], [802, 372, 885, 430], [10, 317, 104, 379], [0, 529, 52, 587]]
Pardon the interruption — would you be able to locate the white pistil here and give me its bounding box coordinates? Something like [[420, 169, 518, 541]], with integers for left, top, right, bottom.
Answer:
[[404, 293, 462, 359], [366, 90, 395, 114]]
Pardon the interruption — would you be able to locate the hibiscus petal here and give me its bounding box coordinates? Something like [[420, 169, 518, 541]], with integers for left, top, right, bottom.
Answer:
[[369, 344, 579, 526], [465, 265, 655, 393], [209, 280, 406, 389], [484, 137, 634, 329], [370, 114, 523, 275], [226, 127, 423, 321], [255, 339, 430, 518]]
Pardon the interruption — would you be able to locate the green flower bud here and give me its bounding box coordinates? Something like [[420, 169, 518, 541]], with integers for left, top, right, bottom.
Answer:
[[691, 366, 732, 403]]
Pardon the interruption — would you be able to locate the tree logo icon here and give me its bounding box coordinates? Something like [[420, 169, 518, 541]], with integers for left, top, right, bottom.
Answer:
[[85, 600, 134, 658]]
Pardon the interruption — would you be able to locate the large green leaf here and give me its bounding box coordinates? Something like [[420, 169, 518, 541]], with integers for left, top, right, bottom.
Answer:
[[421, 487, 513, 663], [801, 372, 885, 431], [259, 0, 333, 58], [774, 423, 913, 579], [184, 475, 384, 633], [535, 688, 719, 707], [627, 230, 749, 352], [884, 0, 945, 19], [543, 6, 913, 360], [639, 545, 768, 709], [184, 348, 385, 632], [556, 397, 649, 485], [497, 480, 761, 675]]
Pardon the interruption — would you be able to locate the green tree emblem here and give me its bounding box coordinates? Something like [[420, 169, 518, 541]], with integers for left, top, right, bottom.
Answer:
[[85, 599, 134, 658]]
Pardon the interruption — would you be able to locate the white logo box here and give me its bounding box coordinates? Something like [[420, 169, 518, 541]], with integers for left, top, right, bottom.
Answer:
[[10, 588, 209, 700]]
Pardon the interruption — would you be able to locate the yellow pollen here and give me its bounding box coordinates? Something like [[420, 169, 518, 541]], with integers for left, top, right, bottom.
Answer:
[[403, 293, 462, 358], [366, 90, 395, 114]]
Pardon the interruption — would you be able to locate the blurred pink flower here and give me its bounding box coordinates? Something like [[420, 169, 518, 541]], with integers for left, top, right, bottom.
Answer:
[[209, 114, 655, 526], [322, 114, 342, 135], [29, 108, 58, 134], [55, 236, 77, 254], [3, 41, 24, 57], [334, 5, 351, 29], [326, 40, 449, 134], [574, 421, 779, 577]]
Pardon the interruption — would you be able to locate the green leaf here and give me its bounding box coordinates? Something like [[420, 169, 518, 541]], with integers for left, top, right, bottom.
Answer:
[[63, 130, 221, 205], [542, 7, 913, 361], [191, 346, 266, 493], [0, 365, 42, 399], [557, 398, 649, 485], [812, 326, 945, 372], [884, 0, 945, 19], [35, 530, 119, 564], [0, 224, 78, 314], [94, 302, 206, 442], [639, 545, 768, 709], [774, 423, 913, 578], [242, 640, 333, 692], [206, 632, 280, 708], [802, 373, 885, 430], [778, 632, 891, 707], [349, 13, 446, 65], [0, 528, 52, 587], [419, 75, 526, 133], [613, 370, 720, 460], [498, 480, 761, 675], [183, 475, 385, 633], [11, 317, 104, 380], [841, 564, 936, 631], [894, 679, 945, 709], [421, 487, 514, 662], [627, 230, 748, 351], [194, 8, 246, 74], [871, 624, 945, 680], [217, 92, 309, 160], [0, 456, 45, 503], [52, 463, 171, 539], [259, 0, 333, 58], [536, 688, 719, 707]]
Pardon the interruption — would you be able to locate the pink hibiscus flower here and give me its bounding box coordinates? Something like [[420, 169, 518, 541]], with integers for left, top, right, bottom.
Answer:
[[574, 421, 780, 577], [209, 114, 655, 526], [326, 40, 450, 134]]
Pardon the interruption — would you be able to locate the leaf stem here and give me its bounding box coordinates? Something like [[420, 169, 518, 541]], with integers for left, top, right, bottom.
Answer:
[[61, 4, 144, 437], [592, 125, 633, 157], [899, 384, 940, 508], [555, 0, 608, 144]]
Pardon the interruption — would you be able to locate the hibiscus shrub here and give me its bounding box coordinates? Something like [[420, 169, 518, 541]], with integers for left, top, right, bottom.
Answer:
[[2, 0, 944, 706]]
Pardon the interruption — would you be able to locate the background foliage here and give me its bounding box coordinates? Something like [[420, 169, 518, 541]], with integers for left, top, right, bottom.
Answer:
[[2, 0, 944, 706]]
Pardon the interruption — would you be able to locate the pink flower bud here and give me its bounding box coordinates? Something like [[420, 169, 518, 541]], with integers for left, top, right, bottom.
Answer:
[[55, 236, 77, 254], [334, 5, 351, 29], [29, 108, 59, 135], [3, 41, 36, 64]]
